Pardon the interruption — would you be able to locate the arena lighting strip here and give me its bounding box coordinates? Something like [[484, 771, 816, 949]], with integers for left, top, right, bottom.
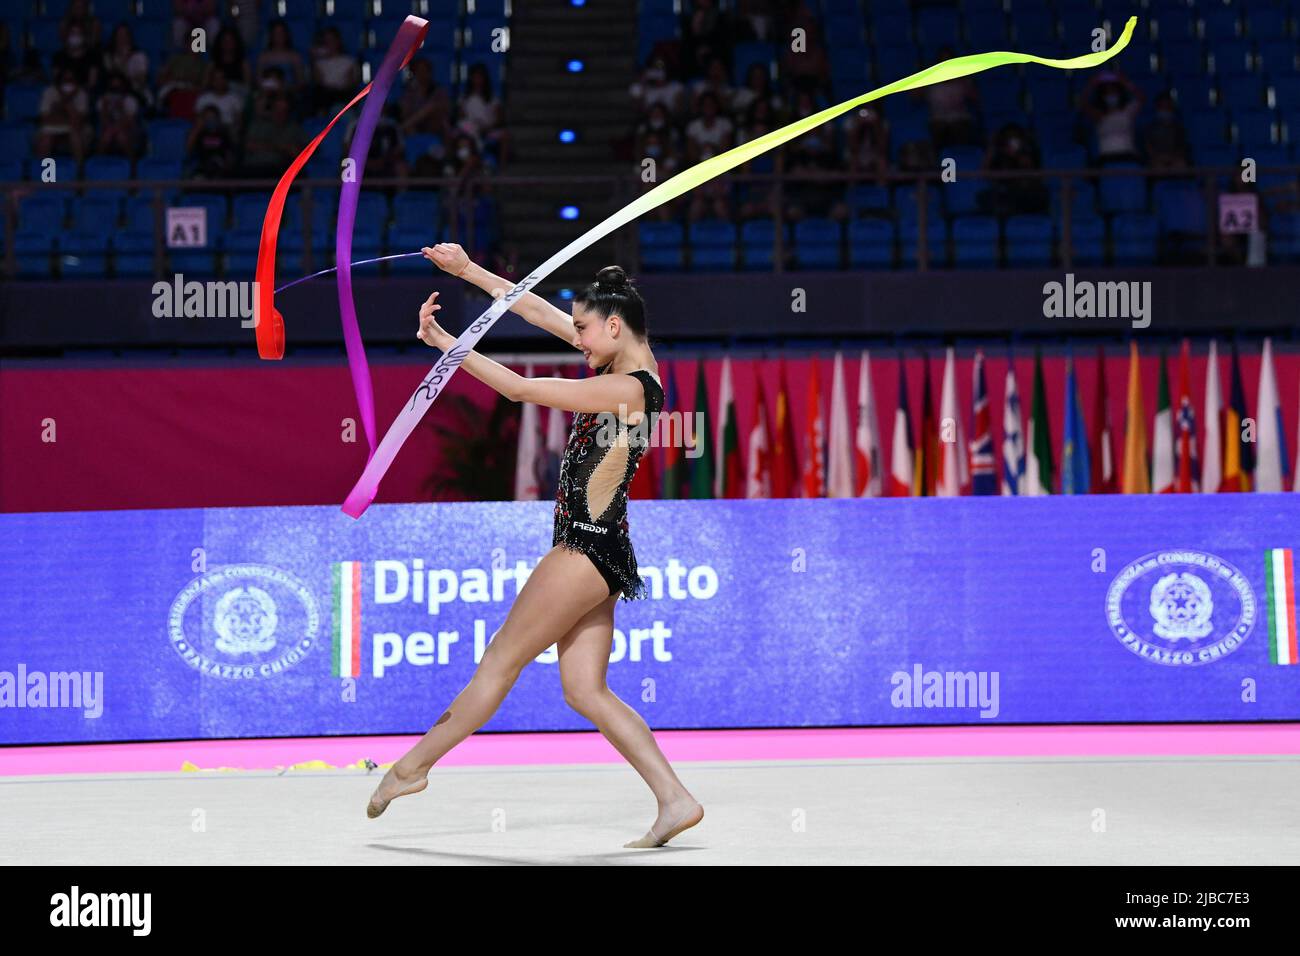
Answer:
[[253, 14, 1138, 519]]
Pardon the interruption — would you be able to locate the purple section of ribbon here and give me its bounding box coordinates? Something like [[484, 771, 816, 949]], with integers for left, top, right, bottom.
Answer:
[[335, 19, 427, 456]]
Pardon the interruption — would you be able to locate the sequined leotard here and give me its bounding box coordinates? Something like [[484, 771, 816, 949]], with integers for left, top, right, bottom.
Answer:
[[552, 363, 665, 601]]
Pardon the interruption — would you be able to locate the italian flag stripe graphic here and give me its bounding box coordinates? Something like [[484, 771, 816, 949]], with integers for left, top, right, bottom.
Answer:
[[1265, 549, 1298, 666], [332, 562, 361, 677]]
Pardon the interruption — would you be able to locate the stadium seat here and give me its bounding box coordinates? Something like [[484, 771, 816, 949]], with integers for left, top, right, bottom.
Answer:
[[1111, 213, 1159, 264], [847, 217, 895, 269], [1004, 215, 1054, 267], [951, 216, 1000, 268], [792, 218, 842, 269], [638, 221, 684, 271]]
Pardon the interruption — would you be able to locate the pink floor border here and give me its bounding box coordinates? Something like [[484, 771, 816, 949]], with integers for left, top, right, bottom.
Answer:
[[3, 724, 1299, 776]]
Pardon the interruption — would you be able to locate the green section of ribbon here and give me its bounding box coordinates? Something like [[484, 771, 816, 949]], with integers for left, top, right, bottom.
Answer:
[[593, 17, 1136, 243]]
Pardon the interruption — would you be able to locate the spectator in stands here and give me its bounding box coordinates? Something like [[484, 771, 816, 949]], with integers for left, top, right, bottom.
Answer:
[[734, 0, 777, 42], [685, 90, 734, 164], [95, 70, 143, 158], [439, 129, 485, 185], [186, 103, 236, 178], [457, 63, 508, 168], [157, 43, 207, 118], [195, 67, 244, 133], [979, 122, 1048, 217], [209, 25, 253, 100], [1082, 69, 1143, 165], [243, 93, 306, 178], [312, 26, 360, 115], [843, 104, 890, 185], [172, 0, 221, 51], [685, 0, 731, 76], [343, 102, 409, 182], [35, 68, 93, 162], [399, 58, 452, 138], [691, 56, 735, 116], [1143, 91, 1190, 172], [630, 56, 686, 123], [52, 21, 100, 91], [913, 46, 979, 149], [783, 88, 849, 222], [60, 0, 102, 49], [635, 102, 683, 167], [101, 24, 153, 111], [642, 127, 683, 184], [257, 20, 307, 104], [731, 63, 784, 125]]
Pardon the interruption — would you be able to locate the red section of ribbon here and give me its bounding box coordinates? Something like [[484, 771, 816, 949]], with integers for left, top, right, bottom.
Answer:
[[253, 16, 429, 360]]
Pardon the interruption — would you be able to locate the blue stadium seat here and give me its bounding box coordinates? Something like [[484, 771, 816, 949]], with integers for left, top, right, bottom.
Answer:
[[951, 215, 1000, 268], [0, 159, 22, 181], [4, 85, 43, 123], [1099, 168, 1148, 213], [638, 221, 684, 271], [688, 219, 737, 272], [845, 184, 890, 216], [1004, 215, 1054, 267], [1153, 179, 1207, 237], [1270, 213, 1300, 263], [1186, 109, 1229, 145], [899, 219, 948, 267], [1160, 39, 1203, 75], [792, 218, 842, 269], [943, 178, 983, 216], [392, 191, 442, 233], [112, 231, 157, 278], [147, 120, 191, 161], [61, 230, 112, 278], [894, 184, 942, 223], [1065, 216, 1105, 266], [1111, 213, 1159, 264], [1233, 108, 1277, 147], [19, 194, 67, 236], [965, 17, 1008, 50], [847, 217, 895, 268], [739, 219, 786, 270], [1210, 39, 1253, 76], [1258, 40, 1297, 77], [1201, 7, 1243, 41], [233, 193, 275, 232], [1221, 73, 1267, 111], [72, 196, 121, 232], [135, 158, 183, 181], [1245, 9, 1290, 41], [14, 232, 58, 277], [0, 123, 32, 157]]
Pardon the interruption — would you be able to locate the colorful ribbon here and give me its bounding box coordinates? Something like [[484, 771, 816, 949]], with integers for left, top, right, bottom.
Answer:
[[257, 15, 1137, 518], [254, 14, 430, 457]]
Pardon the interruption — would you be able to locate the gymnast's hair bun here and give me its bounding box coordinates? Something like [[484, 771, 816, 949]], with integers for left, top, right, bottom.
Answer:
[[594, 265, 632, 292]]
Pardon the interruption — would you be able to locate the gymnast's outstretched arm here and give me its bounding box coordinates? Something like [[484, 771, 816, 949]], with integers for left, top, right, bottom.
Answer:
[[421, 243, 580, 347], [415, 291, 642, 415]]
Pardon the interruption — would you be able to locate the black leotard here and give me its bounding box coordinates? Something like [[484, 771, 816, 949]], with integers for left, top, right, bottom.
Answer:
[[552, 362, 665, 601]]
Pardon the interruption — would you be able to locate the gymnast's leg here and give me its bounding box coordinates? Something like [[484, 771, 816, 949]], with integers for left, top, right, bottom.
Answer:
[[366, 544, 612, 817], [556, 593, 703, 846]]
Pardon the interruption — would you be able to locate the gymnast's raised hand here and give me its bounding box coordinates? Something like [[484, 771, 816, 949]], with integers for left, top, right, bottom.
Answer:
[[422, 243, 470, 276], [415, 291, 453, 350]]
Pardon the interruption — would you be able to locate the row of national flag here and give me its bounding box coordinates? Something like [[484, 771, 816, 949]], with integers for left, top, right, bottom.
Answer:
[[511, 339, 1300, 499]]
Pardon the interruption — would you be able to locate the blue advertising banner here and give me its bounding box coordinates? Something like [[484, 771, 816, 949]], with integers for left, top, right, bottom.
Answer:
[[1, 495, 1298, 746]]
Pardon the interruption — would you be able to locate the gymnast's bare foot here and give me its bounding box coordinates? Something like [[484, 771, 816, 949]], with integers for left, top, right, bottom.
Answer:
[[624, 795, 704, 848], [366, 762, 429, 819]]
